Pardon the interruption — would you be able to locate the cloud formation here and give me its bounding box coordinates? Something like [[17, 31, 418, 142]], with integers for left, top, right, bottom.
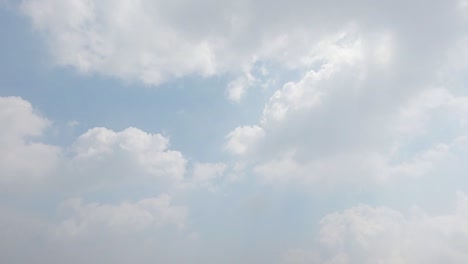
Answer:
[[6, 0, 468, 262], [220, 5, 468, 184], [0, 96, 194, 263], [70, 127, 186, 187], [285, 193, 468, 263], [21, 0, 464, 101], [0, 96, 60, 184]]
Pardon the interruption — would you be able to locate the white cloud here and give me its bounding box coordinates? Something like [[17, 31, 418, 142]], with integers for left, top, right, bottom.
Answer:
[[253, 140, 453, 185], [228, 51, 468, 185], [0, 96, 60, 184], [55, 194, 187, 238], [225, 125, 265, 155], [0, 96, 195, 263], [0, 97, 204, 264], [21, 0, 462, 101], [226, 71, 256, 102], [395, 88, 468, 137], [70, 127, 186, 185], [225, 27, 386, 158], [20, 0, 223, 85], [285, 192, 468, 263]]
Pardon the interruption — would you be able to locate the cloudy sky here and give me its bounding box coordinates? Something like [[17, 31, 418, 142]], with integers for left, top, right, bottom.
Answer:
[[2, 0, 468, 263]]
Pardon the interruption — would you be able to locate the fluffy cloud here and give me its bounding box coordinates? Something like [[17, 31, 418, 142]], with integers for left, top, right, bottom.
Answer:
[[20, 0, 228, 85], [285, 192, 468, 264], [225, 27, 468, 185], [71, 127, 186, 184], [0, 96, 60, 184], [0, 97, 194, 263], [20, 0, 464, 101]]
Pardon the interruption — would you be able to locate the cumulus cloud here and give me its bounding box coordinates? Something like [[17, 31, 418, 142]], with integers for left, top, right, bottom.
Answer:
[[225, 29, 468, 185], [0, 95, 229, 195], [202, 0, 468, 185], [0, 97, 195, 263], [20, 0, 225, 85], [20, 0, 463, 101], [285, 192, 468, 264], [0, 96, 60, 184], [71, 127, 186, 184]]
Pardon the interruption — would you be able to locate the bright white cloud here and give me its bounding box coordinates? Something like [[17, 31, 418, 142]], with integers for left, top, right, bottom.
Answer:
[[20, 0, 224, 85], [71, 127, 186, 185], [0, 96, 60, 184], [285, 192, 468, 264], [21, 0, 462, 101], [227, 44, 468, 185], [0, 96, 196, 262]]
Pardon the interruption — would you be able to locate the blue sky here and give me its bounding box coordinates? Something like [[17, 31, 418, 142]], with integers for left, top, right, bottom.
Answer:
[[2, 0, 468, 263]]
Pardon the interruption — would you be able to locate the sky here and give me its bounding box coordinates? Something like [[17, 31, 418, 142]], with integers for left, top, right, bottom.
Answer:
[[2, 0, 468, 263]]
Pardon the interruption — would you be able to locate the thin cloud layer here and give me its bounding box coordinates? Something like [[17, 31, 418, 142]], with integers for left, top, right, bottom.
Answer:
[[55, 194, 188, 238], [285, 193, 468, 263]]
